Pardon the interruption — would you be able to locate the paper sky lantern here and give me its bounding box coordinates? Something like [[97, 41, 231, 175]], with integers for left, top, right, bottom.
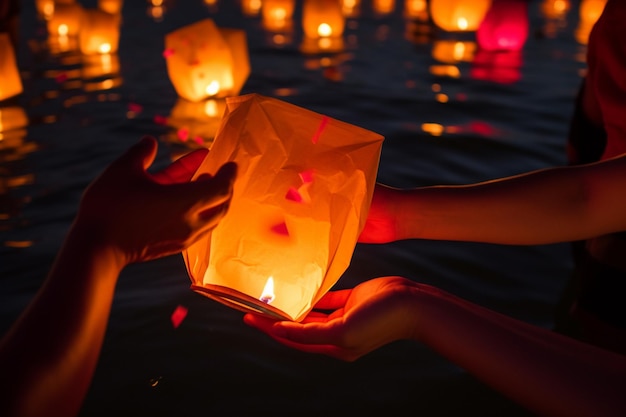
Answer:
[[262, 0, 295, 32], [575, 0, 607, 45], [240, 0, 262, 16], [98, 0, 124, 14], [373, 0, 396, 15], [183, 94, 384, 322], [302, 0, 345, 39], [430, 0, 492, 32], [341, 0, 361, 17], [541, 0, 570, 19], [477, 0, 529, 51], [79, 9, 121, 55], [165, 19, 250, 103], [0, 33, 22, 102], [47, 2, 84, 37], [35, 0, 55, 20], [405, 0, 428, 19]]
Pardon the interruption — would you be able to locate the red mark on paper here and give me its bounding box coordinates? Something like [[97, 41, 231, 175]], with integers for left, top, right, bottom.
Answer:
[[285, 187, 303, 202], [311, 116, 329, 144], [171, 305, 188, 328], [177, 128, 189, 142], [299, 170, 314, 183], [162, 48, 175, 58], [153, 115, 168, 125], [271, 222, 289, 236], [193, 136, 204, 145]]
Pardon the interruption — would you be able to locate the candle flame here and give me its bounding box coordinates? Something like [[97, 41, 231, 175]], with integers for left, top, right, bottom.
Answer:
[[58, 24, 69, 36], [99, 43, 112, 54], [317, 23, 332, 37], [205, 80, 220, 96], [457, 17, 468, 31], [260, 277, 275, 304]]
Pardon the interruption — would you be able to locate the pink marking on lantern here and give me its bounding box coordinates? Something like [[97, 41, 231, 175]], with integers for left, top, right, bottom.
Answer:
[[311, 116, 329, 144], [171, 305, 188, 328], [299, 170, 314, 183], [162, 48, 175, 58], [193, 136, 204, 145], [285, 187, 303, 202], [177, 128, 189, 142], [153, 115, 168, 125], [271, 222, 289, 236]]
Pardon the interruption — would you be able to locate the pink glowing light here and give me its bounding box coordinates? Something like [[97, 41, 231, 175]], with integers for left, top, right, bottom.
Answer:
[[299, 170, 314, 183], [153, 115, 168, 125], [171, 305, 188, 328], [177, 127, 190, 142], [271, 222, 289, 236], [162, 48, 175, 58], [285, 187, 303, 202], [128, 102, 143, 113], [311, 116, 329, 144], [55, 73, 68, 84]]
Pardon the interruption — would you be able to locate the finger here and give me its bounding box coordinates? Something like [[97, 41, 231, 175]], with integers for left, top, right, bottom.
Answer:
[[153, 148, 209, 184], [190, 162, 237, 212], [313, 289, 351, 310], [136, 136, 158, 171]]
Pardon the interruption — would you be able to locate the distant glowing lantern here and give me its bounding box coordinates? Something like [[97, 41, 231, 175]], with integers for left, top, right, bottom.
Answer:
[[302, 0, 345, 39], [35, 0, 55, 20], [0, 33, 22, 102], [165, 19, 250, 103], [262, 0, 295, 32], [575, 0, 607, 45], [98, 0, 124, 14], [405, 0, 428, 19], [477, 0, 529, 51], [430, 0, 492, 32], [241, 0, 262, 16], [47, 3, 84, 37], [373, 0, 396, 15], [541, 0, 570, 19], [78, 9, 121, 55], [183, 94, 384, 322], [341, 0, 361, 17], [166, 98, 226, 146]]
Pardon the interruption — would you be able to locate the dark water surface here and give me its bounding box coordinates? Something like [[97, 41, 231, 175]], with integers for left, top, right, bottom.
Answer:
[[1, 0, 591, 415]]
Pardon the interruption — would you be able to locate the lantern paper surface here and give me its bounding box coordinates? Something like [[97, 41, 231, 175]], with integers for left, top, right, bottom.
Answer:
[[165, 19, 250, 102], [430, 0, 492, 32], [0, 33, 23, 102], [183, 94, 384, 322], [78, 9, 121, 55]]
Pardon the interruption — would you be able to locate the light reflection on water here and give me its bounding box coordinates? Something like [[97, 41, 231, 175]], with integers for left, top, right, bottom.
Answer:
[[0, 1, 601, 416]]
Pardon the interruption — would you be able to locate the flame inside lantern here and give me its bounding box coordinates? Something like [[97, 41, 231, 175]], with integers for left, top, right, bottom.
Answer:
[[260, 277, 276, 304]]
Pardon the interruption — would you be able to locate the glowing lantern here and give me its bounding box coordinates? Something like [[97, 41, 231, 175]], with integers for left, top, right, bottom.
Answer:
[[341, 0, 361, 17], [405, 0, 428, 19], [541, 0, 570, 19], [430, 0, 492, 32], [47, 2, 84, 37], [432, 40, 476, 63], [240, 0, 262, 16], [575, 0, 607, 45], [303, 0, 345, 39], [373, 0, 396, 15], [477, 0, 529, 51], [183, 94, 384, 322], [165, 19, 250, 103], [35, 0, 55, 20], [78, 9, 121, 55], [262, 0, 295, 32], [0, 106, 28, 140], [0, 33, 22, 102], [98, 0, 124, 14]]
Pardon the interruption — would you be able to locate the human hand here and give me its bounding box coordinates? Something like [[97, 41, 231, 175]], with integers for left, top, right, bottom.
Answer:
[[358, 184, 403, 243], [244, 276, 421, 361], [74, 136, 236, 265]]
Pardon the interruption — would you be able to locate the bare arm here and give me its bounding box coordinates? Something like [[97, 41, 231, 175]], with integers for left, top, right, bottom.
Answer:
[[361, 153, 626, 245], [244, 277, 626, 417], [0, 137, 236, 417]]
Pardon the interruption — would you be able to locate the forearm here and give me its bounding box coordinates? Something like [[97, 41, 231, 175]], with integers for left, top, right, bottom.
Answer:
[[0, 221, 125, 417], [411, 285, 626, 417], [394, 162, 619, 244]]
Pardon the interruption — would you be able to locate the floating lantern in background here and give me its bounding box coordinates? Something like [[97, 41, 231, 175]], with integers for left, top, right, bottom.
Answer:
[[341, 0, 361, 17], [98, 0, 124, 14], [404, 0, 428, 20], [240, 0, 262, 16], [183, 94, 384, 322], [78, 9, 121, 55], [166, 98, 226, 147], [35, 0, 55, 20], [541, 0, 570, 19], [430, 0, 492, 32], [262, 0, 295, 32], [477, 0, 529, 51], [0, 33, 23, 102], [47, 2, 84, 38], [301, 0, 345, 54], [165, 19, 250, 103], [575, 0, 607, 45], [373, 0, 396, 15], [432, 39, 476, 62]]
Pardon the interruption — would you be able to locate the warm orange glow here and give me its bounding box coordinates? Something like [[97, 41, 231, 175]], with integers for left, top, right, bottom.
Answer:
[[432, 40, 476, 63], [98, 43, 111, 54], [260, 277, 276, 304], [151, 0, 164, 6], [575, 0, 607, 45], [98, 0, 124, 14], [165, 19, 250, 102], [541, 0, 571, 19], [47, 3, 84, 37], [422, 123, 444, 136], [430, 0, 492, 32], [184, 94, 384, 322], [342, 0, 361, 16], [58, 24, 69, 36], [78, 9, 121, 55], [0, 34, 23, 101], [373, 0, 396, 15], [405, 0, 427, 18], [241, 0, 262, 16], [35, 0, 55, 20], [302, 0, 345, 39]]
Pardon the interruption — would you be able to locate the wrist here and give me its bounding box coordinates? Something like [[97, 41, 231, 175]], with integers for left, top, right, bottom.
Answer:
[[65, 217, 128, 273]]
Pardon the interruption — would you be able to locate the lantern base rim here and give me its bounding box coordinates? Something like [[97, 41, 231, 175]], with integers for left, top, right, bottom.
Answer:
[[191, 284, 292, 321]]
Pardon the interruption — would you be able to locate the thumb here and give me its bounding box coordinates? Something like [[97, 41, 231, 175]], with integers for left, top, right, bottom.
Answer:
[[118, 136, 158, 173]]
